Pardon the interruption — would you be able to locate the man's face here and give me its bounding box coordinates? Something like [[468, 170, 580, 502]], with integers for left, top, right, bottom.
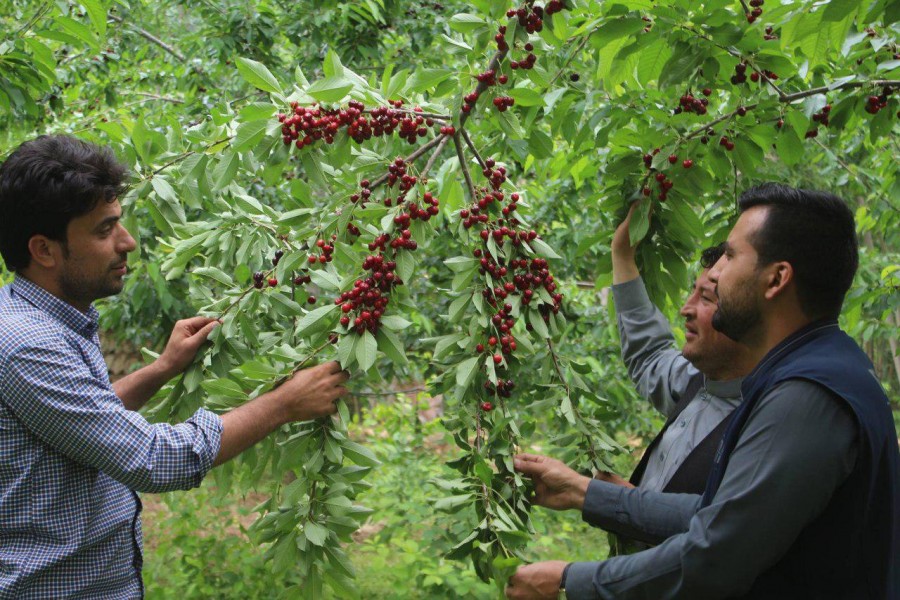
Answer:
[[56, 198, 136, 308], [679, 269, 744, 377], [708, 206, 769, 343]]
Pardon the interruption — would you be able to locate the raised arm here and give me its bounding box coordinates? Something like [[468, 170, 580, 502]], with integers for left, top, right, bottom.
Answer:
[[611, 205, 701, 418]]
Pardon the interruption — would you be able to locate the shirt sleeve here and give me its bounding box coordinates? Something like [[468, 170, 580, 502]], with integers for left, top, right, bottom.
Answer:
[[564, 380, 859, 599], [581, 479, 700, 545], [0, 338, 222, 494], [613, 277, 701, 418]]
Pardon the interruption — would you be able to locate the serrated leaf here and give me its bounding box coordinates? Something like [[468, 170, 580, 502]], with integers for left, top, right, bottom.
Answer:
[[380, 315, 411, 330], [448, 13, 486, 34], [296, 304, 339, 335], [528, 310, 550, 339], [355, 330, 378, 372], [236, 57, 283, 95], [341, 440, 380, 467], [529, 238, 562, 259], [306, 76, 353, 103], [376, 328, 407, 366], [233, 120, 271, 152], [201, 378, 246, 400], [303, 522, 328, 546], [455, 356, 480, 388], [193, 266, 233, 286]]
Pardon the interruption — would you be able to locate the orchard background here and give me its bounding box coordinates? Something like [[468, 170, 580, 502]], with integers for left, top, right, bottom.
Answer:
[[2, 0, 898, 597]]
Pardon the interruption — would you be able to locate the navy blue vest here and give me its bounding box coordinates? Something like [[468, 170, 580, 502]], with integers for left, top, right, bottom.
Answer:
[[702, 320, 900, 598]]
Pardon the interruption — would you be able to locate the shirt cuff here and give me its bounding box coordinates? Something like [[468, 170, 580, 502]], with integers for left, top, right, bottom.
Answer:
[[581, 479, 624, 527], [563, 561, 602, 599], [187, 408, 223, 478], [611, 277, 651, 312]]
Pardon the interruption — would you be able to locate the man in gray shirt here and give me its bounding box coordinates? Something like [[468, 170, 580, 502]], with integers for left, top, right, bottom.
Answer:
[[605, 206, 754, 501], [505, 185, 896, 599]]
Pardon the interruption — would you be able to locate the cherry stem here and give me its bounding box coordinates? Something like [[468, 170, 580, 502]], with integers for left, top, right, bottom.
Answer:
[[546, 34, 590, 88], [737, 0, 750, 16], [364, 108, 451, 121], [148, 136, 233, 178], [547, 339, 602, 471]]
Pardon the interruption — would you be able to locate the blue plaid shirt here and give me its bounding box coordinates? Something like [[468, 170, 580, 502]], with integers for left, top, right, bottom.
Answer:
[[0, 277, 222, 599]]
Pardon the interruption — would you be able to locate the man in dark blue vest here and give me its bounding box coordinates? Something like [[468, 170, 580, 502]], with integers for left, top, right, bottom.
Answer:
[[505, 183, 899, 599]]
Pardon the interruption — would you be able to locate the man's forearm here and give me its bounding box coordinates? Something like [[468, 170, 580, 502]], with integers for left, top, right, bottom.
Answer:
[[612, 253, 640, 285], [112, 359, 178, 411], [214, 390, 288, 466]]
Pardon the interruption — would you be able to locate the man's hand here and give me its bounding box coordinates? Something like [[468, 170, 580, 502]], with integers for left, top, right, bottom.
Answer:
[[272, 361, 349, 422], [157, 316, 220, 377], [514, 454, 591, 511], [611, 202, 642, 285], [505, 561, 568, 600], [596, 470, 636, 488]]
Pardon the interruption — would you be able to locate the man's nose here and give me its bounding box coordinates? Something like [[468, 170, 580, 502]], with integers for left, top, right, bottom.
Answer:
[[117, 225, 137, 253]]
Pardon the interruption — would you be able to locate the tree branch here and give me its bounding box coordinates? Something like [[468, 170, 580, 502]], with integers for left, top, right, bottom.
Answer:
[[369, 135, 443, 191], [109, 14, 186, 62], [460, 129, 486, 172], [452, 133, 478, 202], [421, 134, 452, 180]]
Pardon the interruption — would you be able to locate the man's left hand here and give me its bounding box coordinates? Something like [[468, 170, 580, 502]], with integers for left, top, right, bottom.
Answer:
[[157, 316, 220, 376], [505, 561, 568, 600]]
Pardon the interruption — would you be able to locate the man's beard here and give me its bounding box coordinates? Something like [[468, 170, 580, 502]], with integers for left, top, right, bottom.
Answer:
[[58, 259, 125, 306], [712, 280, 761, 343]]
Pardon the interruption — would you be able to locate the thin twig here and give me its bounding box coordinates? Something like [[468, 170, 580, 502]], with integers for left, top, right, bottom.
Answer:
[[737, 0, 750, 17], [11, 2, 51, 40], [452, 133, 478, 202], [148, 137, 232, 179], [458, 48, 509, 128], [546, 35, 590, 88], [460, 129, 486, 171], [364, 108, 451, 121], [420, 134, 451, 180], [130, 92, 184, 104], [547, 339, 602, 470], [109, 14, 186, 62], [779, 80, 899, 103], [351, 386, 426, 397]]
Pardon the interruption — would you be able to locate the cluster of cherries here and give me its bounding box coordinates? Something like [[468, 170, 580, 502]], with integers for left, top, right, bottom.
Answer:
[[864, 90, 892, 115], [278, 100, 434, 149], [455, 158, 563, 409], [746, 0, 764, 23], [505, 2, 565, 34], [730, 62, 751, 85], [462, 70, 518, 114], [763, 25, 778, 41], [673, 89, 711, 115], [336, 256, 401, 335], [811, 104, 832, 126], [308, 239, 335, 264]]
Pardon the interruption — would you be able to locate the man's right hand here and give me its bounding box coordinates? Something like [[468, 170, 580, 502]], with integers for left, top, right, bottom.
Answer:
[[611, 202, 642, 284], [273, 361, 348, 422], [514, 453, 591, 511]]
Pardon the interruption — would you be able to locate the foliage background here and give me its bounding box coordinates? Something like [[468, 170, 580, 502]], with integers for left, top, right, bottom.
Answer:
[[2, 0, 899, 597]]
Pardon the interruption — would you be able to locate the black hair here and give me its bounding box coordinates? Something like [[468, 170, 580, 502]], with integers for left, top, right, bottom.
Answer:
[[700, 242, 725, 269], [738, 183, 858, 320], [0, 135, 128, 271]]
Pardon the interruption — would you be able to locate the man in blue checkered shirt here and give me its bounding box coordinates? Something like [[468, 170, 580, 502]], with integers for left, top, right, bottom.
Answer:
[[0, 135, 349, 598]]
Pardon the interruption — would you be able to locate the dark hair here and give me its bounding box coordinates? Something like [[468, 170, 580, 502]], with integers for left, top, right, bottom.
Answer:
[[700, 242, 725, 269], [0, 135, 127, 271], [738, 183, 858, 320]]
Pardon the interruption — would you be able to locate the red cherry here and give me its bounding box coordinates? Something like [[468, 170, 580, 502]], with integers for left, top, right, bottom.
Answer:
[[481, 401, 494, 411], [493, 354, 503, 365], [667, 154, 677, 164], [267, 278, 278, 287], [307, 296, 317, 304], [682, 159, 693, 169]]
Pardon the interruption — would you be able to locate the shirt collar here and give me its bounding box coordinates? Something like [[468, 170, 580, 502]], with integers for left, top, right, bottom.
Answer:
[[11, 275, 100, 339], [705, 376, 743, 399]]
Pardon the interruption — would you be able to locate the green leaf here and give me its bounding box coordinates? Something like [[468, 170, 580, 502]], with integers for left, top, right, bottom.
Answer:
[[376, 328, 407, 366], [233, 120, 271, 152], [212, 152, 239, 192], [448, 13, 486, 34], [296, 304, 339, 335], [306, 76, 353, 103], [509, 88, 544, 107], [341, 440, 380, 467], [201, 378, 246, 400], [355, 330, 378, 372], [304, 522, 329, 546], [455, 356, 480, 388], [408, 69, 454, 92], [80, 0, 107, 37], [193, 266, 233, 286], [822, 0, 858, 21], [235, 57, 283, 95], [529, 238, 562, 259], [380, 315, 411, 330]]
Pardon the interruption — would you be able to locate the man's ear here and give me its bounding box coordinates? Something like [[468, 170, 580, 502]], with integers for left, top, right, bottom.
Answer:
[[27, 235, 62, 269], [763, 261, 793, 300]]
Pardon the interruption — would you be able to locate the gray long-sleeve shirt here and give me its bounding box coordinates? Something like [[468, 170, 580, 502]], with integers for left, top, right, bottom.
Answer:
[[614, 277, 741, 491], [564, 379, 859, 599]]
